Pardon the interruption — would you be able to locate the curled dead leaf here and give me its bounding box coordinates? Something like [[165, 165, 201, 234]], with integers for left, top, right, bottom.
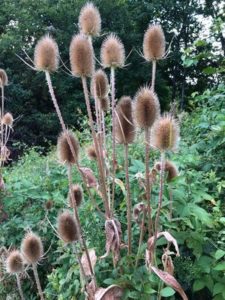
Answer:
[[95, 285, 123, 300], [81, 249, 97, 276], [80, 167, 98, 188], [133, 202, 147, 224]]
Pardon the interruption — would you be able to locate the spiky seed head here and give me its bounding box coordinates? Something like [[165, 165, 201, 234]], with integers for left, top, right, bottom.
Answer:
[[57, 130, 79, 165], [69, 184, 83, 208], [87, 145, 97, 160], [45, 200, 53, 210], [155, 160, 178, 182], [101, 34, 125, 68], [143, 24, 165, 61], [34, 35, 59, 72], [79, 2, 101, 36], [99, 96, 110, 112], [91, 69, 109, 99], [21, 232, 43, 264], [115, 96, 135, 144], [134, 86, 160, 128], [151, 114, 179, 151], [2, 113, 13, 126], [57, 211, 79, 243], [6, 250, 24, 274], [0, 69, 8, 86], [70, 34, 94, 77]]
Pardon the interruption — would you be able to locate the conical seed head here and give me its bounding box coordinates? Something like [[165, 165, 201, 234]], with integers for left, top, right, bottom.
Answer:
[[57, 211, 79, 243], [79, 2, 101, 36], [6, 250, 24, 274], [21, 232, 43, 264], [34, 35, 59, 72], [115, 96, 135, 144], [87, 144, 97, 160], [0, 69, 8, 87], [2, 112, 13, 126], [101, 34, 125, 68], [165, 160, 178, 182], [143, 24, 165, 61], [151, 114, 179, 151], [70, 34, 95, 77], [57, 130, 79, 165], [91, 69, 109, 99], [69, 184, 83, 207], [134, 86, 160, 128]]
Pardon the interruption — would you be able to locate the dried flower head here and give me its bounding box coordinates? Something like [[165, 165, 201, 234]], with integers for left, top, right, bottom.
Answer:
[[151, 114, 179, 151], [91, 69, 109, 99], [2, 112, 13, 126], [87, 145, 97, 160], [134, 86, 160, 128], [57, 211, 79, 243], [45, 200, 53, 210], [6, 250, 24, 274], [69, 184, 83, 207], [79, 2, 101, 36], [21, 232, 43, 264], [143, 24, 165, 61], [0, 69, 8, 86], [101, 34, 125, 68], [70, 34, 94, 77], [115, 96, 135, 144], [57, 130, 79, 164], [155, 160, 178, 182], [99, 96, 110, 112], [34, 35, 59, 72]]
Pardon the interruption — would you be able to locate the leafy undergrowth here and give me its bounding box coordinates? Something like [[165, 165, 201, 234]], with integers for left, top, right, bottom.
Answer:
[[0, 86, 225, 300]]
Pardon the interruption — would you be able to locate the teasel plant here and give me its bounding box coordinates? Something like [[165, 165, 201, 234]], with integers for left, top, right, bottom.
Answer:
[[100, 33, 125, 213], [5, 250, 25, 300], [21, 232, 44, 300], [115, 96, 135, 255]]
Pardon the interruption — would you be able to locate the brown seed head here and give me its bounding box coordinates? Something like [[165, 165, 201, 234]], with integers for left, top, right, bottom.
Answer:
[[155, 160, 178, 182], [151, 114, 179, 151], [6, 250, 24, 274], [134, 86, 160, 128], [57, 211, 79, 243], [45, 200, 53, 210], [69, 184, 83, 207], [87, 145, 97, 160], [79, 2, 101, 36], [91, 69, 109, 99], [101, 34, 125, 68], [34, 35, 59, 72], [0, 69, 8, 86], [57, 130, 79, 165], [99, 96, 110, 112], [21, 232, 43, 264], [70, 34, 94, 77], [143, 24, 165, 61], [2, 112, 13, 126], [115, 96, 135, 144]]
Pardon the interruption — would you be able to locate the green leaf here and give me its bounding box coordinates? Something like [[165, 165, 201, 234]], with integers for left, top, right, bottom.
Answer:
[[214, 262, 225, 271], [214, 250, 225, 261], [213, 283, 225, 296], [193, 280, 205, 291], [160, 287, 175, 297]]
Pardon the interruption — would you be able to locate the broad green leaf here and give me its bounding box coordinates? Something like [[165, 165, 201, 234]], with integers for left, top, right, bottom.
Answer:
[[160, 287, 175, 297], [213, 283, 225, 296], [193, 280, 205, 291], [214, 250, 225, 261], [214, 262, 225, 271]]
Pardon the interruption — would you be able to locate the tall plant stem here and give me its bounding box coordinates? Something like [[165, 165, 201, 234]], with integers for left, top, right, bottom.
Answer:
[[32, 264, 44, 300], [124, 143, 132, 254], [72, 244, 89, 290], [151, 60, 157, 92], [135, 210, 146, 267], [68, 165, 95, 282], [0, 86, 4, 169], [16, 274, 25, 300], [81, 76, 110, 219], [110, 67, 116, 213], [153, 151, 165, 250], [145, 128, 153, 236], [169, 188, 173, 220]]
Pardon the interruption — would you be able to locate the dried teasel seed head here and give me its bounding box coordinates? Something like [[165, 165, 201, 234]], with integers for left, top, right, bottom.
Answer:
[[21, 232, 43, 264], [57, 130, 79, 164], [143, 24, 165, 61], [151, 114, 179, 151], [0, 69, 8, 87], [69, 184, 83, 207], [2, 112, 13, 126], [57, 211, 79, 243], [91, 69, 109, 99], [115, 96, 135, 144], [86, 145, 97, 160], [45, 200, 53, 210], [6, 250, 24, 274], [70, 34, 94, 77], [79, 2, 101, 36], [134, 86, 160, 128], [99, 96, 110, 112], [155, 160, 178, 182], [34, 35, 59, 72], [101, 34, 125, 68]]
